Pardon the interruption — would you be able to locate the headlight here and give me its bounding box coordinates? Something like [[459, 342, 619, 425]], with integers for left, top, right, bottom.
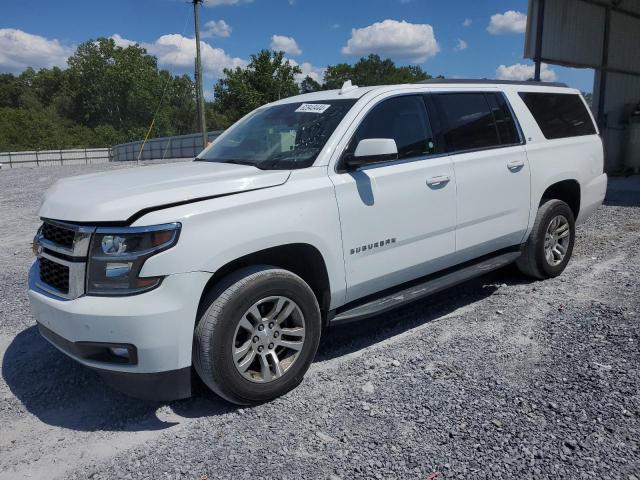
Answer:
[[86, 223, 181, 296]]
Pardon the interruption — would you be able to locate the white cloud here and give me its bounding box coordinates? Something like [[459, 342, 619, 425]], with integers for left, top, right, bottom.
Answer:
[[0, 28, 73, 73], [288, 58, 325, 84], [330, 23, 341, 30], [487, 11, 527, 35], [270, 35, 302, 55], [113, 33, 246, 78], [202, 19, 232, 38], [111, 34, 137, 48], [341, 19, 439, 63], [454, 39, 468, 51], [496, 63, 557, 82], [463, 18, 472, 27], [203, 0, 253, 6]]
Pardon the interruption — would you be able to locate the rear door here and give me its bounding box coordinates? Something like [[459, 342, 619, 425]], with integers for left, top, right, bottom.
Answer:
[[431, 91, 530, 258], [329, 93, 457, 302]]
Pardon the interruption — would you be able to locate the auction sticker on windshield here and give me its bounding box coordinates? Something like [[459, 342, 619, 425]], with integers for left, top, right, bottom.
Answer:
[[295, 103, 331, 114]]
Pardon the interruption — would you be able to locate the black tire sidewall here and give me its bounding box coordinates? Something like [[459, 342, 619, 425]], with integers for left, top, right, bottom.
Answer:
[[203, 272, 321, 404], [535, 201, 575, 277]]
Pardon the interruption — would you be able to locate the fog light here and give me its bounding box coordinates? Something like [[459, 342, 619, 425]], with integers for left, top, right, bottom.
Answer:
[[109, 347, 130, 359], [105, 262, 132, 278]]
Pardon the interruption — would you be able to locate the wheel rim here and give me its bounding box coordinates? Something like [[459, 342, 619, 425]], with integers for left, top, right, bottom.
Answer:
[[232, 296, 306, 383], [544, 214, 570, 267]]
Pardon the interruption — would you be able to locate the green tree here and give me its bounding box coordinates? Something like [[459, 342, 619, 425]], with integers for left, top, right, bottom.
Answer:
[[300, 75, 322, 94], [0, 73, 23, 108], [0, 39, 200, 151], [212, 50, 301, 124], [64, 38, 159, 131], [323, 54, 432, 89]]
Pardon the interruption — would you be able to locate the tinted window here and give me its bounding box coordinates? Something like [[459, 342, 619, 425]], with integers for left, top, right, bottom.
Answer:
[[346, 95, 435, 162], [434, 93, 500, 151], [486, 93, 520, 145], [519, 92, 596, 139]]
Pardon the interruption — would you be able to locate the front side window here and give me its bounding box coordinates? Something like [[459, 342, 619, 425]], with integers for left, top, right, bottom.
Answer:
[[433, 93, 500, 152], [519, 92, 597, 139], [344, 95, 435, 163], [197, 100, 356, 170]]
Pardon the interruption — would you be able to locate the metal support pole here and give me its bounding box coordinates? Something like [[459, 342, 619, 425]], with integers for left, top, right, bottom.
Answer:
[[533, 0, 546, 81], [596, 6, 611, 129], [8, 151, 12, 168], [193, 0, 208, 150], [35, 150, 39, 167]]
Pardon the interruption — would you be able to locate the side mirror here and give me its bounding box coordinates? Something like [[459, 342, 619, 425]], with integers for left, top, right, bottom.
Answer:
[[343, 138, 398, 169]]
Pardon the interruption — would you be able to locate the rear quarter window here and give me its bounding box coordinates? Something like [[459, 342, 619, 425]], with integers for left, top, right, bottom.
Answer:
[[518, 92, 596, 140]]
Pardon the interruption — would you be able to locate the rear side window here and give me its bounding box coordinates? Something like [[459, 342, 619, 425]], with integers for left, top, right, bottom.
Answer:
[[486, 93, 520, 145], [519, 92, 596, 139], [433, 93, 501, 152]]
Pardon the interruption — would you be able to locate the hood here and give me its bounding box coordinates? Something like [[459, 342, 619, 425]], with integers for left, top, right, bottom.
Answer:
[[39, 161, 291, 223]]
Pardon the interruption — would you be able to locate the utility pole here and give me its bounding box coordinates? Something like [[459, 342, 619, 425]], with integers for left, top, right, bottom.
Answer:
[[193, 0, 208, 149]]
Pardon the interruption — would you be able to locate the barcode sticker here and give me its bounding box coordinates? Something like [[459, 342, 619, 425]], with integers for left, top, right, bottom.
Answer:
[[295, 103, 331, 114]]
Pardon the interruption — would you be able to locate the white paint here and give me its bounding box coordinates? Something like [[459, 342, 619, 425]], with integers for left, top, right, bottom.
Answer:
[[30, 81, 606, 388]]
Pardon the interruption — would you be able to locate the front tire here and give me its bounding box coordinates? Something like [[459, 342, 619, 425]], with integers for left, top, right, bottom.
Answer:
[[193, 266, 321, 405], [517, 199, 576, 279]]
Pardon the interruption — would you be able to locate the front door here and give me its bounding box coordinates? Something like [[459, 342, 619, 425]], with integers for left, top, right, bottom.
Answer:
[[329, 94, 457, 303]]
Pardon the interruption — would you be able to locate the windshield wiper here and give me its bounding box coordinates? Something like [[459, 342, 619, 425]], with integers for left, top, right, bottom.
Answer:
[[223, 159, 264, 168], [194, 157, 263, 167]]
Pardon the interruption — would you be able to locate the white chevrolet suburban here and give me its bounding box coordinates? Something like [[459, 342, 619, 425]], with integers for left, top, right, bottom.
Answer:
[[28, 80, 607, 404]]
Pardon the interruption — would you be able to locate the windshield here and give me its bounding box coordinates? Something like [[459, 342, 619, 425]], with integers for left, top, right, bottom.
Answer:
[[196, 100, 356, 170]]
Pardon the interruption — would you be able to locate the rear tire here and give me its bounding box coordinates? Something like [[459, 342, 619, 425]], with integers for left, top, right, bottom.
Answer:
[[517, 199, 575, 279], [193, 266, 321, 405]]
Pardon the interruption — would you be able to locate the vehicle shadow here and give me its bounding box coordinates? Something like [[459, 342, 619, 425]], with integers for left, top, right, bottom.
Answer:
[[317, 264, 531, 362], [2, 265, 530, 432], [604, 191, 640, 207], [604, 177, 640, 207], [1, 326, 234, 432]]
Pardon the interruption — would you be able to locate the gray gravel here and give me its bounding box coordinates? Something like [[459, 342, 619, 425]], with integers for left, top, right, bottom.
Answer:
[[0, 164, 639, 480]]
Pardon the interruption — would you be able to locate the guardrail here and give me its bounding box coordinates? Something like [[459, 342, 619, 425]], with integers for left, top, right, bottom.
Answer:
[[0, 131, 225, 169], [110, 131, 223, 162], [0, 148, 111, 168]]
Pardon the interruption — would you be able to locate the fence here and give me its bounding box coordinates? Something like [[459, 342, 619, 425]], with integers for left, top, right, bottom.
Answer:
[[110, 131, 223, 162], [0, 148, 111, 168], [0, 130, 226, 169]]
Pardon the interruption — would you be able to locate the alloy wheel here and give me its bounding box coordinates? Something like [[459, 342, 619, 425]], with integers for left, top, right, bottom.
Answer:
[[232, 296, 306, 383], [544, 214, 570, 266]]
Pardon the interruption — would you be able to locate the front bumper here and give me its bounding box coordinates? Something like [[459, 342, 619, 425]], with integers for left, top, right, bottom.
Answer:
[[28, 263, 211, 400]]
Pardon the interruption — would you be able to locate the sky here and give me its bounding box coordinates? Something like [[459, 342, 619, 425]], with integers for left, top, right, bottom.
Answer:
[[0, 0, 595, 96]]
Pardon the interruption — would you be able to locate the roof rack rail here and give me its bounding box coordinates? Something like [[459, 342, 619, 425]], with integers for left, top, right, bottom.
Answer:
[[416, 78, 569, 88]]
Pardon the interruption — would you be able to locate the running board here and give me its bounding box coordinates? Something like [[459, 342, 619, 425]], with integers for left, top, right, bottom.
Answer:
[[330, 251, 521, 325]]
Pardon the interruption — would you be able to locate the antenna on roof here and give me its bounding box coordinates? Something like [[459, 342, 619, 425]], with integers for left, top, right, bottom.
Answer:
[[339, 80, 358, 95]]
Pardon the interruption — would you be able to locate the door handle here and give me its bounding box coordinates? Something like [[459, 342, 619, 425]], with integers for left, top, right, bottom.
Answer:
[[426, 175, 451, 187], [507, 159, 525, 171]]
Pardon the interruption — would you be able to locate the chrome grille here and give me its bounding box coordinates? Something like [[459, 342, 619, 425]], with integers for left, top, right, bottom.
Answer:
[[34, 220, 95, 300], [39, 257, 70, 294]]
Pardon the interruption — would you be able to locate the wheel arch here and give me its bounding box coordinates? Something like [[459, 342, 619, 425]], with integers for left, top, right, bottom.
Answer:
[[539, 179, 581, 219], [197, 243, 332, 322]]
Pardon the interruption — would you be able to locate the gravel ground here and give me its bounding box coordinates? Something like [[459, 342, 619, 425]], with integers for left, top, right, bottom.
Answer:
[[0, 163, 639, 480]]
